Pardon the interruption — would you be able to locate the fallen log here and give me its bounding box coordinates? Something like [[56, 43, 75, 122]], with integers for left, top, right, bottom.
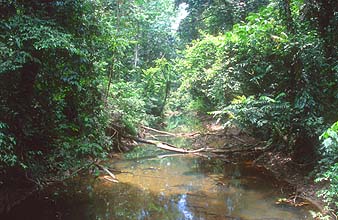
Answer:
[[207, 146, 265, 154], [133, 137, 206, 153], [141, 125, 201, 137], [132, 136, 266, 155], [141, 125, 177, 136], [157, 153, 188, 159]]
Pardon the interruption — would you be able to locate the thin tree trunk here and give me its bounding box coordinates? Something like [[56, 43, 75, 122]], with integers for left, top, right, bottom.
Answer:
[[106, 1, 121, 101], [106, 59, 115, 101], [134, 43, 139, 68], [159, 81, 169, 115]]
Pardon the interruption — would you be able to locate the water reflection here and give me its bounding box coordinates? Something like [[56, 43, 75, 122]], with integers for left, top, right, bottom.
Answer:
[[178, 194, 194, 220]]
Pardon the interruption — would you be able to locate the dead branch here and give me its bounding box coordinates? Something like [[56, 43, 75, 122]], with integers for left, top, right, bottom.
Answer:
[[141, 125, 229, 138], [182, 132, 201, 137], [68, 161, 96, 178], [141, 125, 177, 136], [103, 176, 118, 182], [207, 146, 265, 154], [133, 137, 206, 153], [229, 135, 246, 143], [295, 196, 325, 213], [131, 135, 265, 156], [95, 163, 118, 183], [157, 153, 188, 159]]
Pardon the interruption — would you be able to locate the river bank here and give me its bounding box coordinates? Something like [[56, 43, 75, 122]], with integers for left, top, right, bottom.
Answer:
[[182, 114, 330, 219]]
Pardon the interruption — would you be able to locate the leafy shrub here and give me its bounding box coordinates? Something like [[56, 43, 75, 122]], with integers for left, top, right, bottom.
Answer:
[[316, 122, 338, 211], [216, 94, 292, 146], [175, 33, 240, 111], [0, 122, 17, 168], [176, 2, 334, 157], [107, 81, 147, 135], [142, 58, 173, 117]]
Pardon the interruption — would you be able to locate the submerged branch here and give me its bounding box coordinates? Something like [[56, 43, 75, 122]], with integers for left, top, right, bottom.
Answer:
[[95, 163, 119, 183]]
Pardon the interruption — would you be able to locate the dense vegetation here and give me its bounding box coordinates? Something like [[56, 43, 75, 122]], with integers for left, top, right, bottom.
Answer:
[[0, 0, 176, 182], [0, 0, 337, 216], [176, 0, 337, 157], [172, 0, 337, 214]]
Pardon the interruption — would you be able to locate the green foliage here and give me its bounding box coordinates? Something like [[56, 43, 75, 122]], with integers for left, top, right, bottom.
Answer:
[[0, 4, 101, 176], [175, 1, 336, 156], [0, 0, 180, 183], [219, 94, 291, 143], [134, 0, 177, 67], [142, 58, 173, 116], [0, 15, 75, 74], [172, 0, 337, 210], [1, 1, 337, 214], [0, 122, 17, 168], [176, 0, 269, 43], [316, 122, 338, 211], [108, 81, 147, 135], [174, 34, 239, 111]]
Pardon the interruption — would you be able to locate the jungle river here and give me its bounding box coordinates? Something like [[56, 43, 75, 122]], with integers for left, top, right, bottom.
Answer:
[[3, 118, 317, 220]]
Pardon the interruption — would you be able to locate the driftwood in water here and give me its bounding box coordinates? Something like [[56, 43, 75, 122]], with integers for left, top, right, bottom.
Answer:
[[95, 163, 119, 183]]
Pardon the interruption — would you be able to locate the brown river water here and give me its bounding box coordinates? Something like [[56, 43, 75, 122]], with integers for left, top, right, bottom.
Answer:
[[3, 144, 316, 220]]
